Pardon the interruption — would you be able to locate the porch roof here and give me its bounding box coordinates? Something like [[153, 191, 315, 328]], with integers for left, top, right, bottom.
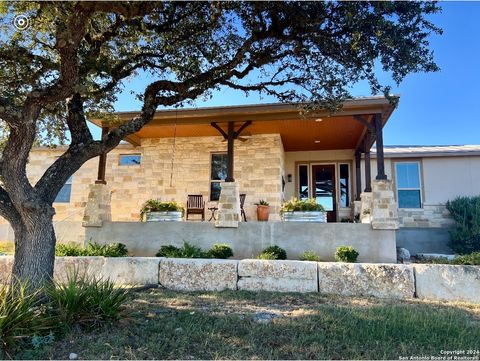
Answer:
[[89, 96, 397, 152]]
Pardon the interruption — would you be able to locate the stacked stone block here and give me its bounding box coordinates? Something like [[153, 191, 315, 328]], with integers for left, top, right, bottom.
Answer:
[[215, 182, 241, 228], [371, 179, 399, 230]]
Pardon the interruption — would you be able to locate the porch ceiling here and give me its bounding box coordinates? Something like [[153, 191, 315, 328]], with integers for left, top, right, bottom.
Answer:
[[89, 97, 396, 152]]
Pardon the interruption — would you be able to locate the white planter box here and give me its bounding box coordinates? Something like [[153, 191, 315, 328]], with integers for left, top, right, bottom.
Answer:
[[282, 211, 327, 222], [145, 211, 183, 222]]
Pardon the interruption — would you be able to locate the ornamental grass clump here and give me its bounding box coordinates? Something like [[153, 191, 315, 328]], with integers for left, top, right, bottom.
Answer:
[[156, 242, 234, 259], [335, 246, 359, 263], [0, 282, 55, 355], [55, 242, 128, 257], [280, 198, 325, 214], [140, 199, 185, 221], [206, 244, 234, 259], [46, 271, 130, 330]]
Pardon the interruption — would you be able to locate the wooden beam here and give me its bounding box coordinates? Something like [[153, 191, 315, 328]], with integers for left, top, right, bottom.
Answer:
[[226, 121, 235, 182], [210, 122, 228, 139], [355, 151, 362, 201], [364, 132, 372, 192], [353, 115, 374, 131], [374, 113, 387, 180], [95, 127, 108, 185], [234, 120, 252, 138]]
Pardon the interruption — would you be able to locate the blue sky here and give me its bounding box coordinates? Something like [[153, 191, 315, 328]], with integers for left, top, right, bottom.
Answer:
[[112, 2, 480, 146]]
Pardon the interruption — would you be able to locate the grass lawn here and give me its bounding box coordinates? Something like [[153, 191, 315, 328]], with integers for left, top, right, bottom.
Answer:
[[18, 289, 480, 360]]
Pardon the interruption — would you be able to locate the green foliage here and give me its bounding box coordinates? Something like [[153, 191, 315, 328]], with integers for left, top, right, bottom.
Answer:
[[0, 282, 54, 353], [46, 271, 130, 330], [156, 242, 234, 259], [280, 198, 325, 214], [299, 251, 321, 262], [55, 243, 84, 256], [335, 246, 359, 263], [446, 196, 480, 254], [140, 200, 185, 221], [257, 200, 269, 206], [431, 252, 480, 266], [55, 242, 128, 257], [258, 246, 287, 260], [207, 244, 234, 259]]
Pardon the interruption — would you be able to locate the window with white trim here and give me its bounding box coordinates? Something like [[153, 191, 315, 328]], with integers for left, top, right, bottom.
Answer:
[[395, 162, 422, 208], [55, 176, 73, 203]]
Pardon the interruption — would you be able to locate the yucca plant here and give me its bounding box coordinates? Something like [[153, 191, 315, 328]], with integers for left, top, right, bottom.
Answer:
[[46, 270, 130, 330], [0, 281, 54, 354]]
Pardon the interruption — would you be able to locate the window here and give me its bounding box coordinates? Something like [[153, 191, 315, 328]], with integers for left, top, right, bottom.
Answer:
[[55, 176, 72, 203], [395, 162, 421, 208], [339, 164, 350, 208], [210, 153, 228, 201], [119, 154, 141, 165], [298, 164, 309, 200]]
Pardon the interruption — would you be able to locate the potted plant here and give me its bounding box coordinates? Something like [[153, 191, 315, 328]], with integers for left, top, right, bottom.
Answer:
[[255, 199, 270, 221], [280, 198, 327, 222], [140, 199, 184, 222]]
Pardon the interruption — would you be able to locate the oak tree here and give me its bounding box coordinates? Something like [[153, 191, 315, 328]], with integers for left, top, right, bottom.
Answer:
[[0, 1, 441, 286]]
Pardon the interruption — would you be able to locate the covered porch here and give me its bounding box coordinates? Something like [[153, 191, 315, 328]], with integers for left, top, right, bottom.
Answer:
[[87, 97, 398, 228]]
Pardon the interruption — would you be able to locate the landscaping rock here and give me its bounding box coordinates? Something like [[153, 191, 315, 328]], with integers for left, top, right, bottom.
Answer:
[[317, 262, 415, 299], [159, 258, 238, 291], [53, 257, 105, 282], [69, 353, 78, 360], [253, 312, 281, 324], [414, 264, 480, 303], [101, 257, 160, 285], [237, 259, 318, 292], [396, 247, 411, 263]]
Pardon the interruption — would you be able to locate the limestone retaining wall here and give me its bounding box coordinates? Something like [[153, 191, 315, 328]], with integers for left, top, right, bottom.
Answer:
[[0, 257, 478, 304]]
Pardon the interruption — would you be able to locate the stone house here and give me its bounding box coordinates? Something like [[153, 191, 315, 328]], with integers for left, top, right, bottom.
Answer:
[[1, 97, 479, 258]]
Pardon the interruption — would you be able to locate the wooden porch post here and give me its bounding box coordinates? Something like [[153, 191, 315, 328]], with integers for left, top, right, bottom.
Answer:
[[374, 113, 387, 180], [95, 127, 108, 185], [364, 133, 372, 192], [226, 121, 235, 182], [355, 150, 362, 200]]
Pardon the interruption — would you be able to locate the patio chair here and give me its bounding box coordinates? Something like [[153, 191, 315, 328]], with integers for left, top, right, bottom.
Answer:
[[240, 193, 247, 222], [186, 194, 205, 221]]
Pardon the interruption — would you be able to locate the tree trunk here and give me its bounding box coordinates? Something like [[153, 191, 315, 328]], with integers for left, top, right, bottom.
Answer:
[[11, 209, 56, 288]]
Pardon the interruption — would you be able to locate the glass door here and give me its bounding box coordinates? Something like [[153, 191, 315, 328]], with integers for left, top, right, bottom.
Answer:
[[311, 165, 336, 222]]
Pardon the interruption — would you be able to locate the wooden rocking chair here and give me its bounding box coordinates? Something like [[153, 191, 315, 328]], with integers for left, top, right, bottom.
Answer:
[[186, 194, 205, 221]]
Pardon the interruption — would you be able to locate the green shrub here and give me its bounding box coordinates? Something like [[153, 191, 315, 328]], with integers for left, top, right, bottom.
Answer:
[[55, 243, 85, 256], [55, 242, 128, 257], [156, 245, 182, 257], [207, 244, 234, 259], [47, 271, 130, 330], [335, 246, 359, 263], [446, 196, 480, 254], [431, 252, 480, 266], [280, 198, 325, 214], [156, 242, 207, 258], [140, 199, 185, 220], [299, 251, 321, 262], [258, 245, 287, 260], [0, 282, 54, 353]]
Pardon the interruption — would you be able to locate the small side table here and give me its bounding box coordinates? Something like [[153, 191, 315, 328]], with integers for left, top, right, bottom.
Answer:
[[208, 206, 218, 221]]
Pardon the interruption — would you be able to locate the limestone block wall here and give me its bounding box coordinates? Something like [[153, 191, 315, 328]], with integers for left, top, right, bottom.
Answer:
[[0, 134, 286, 229], [398, 205, 455, 228]]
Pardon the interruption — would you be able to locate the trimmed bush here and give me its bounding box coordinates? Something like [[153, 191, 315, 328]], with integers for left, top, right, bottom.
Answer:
[[156, 245, 182, 258], [207, 244, 234, 259], [258, 245, 287, 260], [46, 271, 130, 330], [446, 196, 480, 254], [156, 242, 234, 259], [55, 242, 128, 257], [300, 251, 321, 262], [335, 246, 359, 263]]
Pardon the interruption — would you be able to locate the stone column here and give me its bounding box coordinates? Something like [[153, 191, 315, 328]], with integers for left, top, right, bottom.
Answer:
[[82, 183, 112, 227], [371, 179, 399, 230], [360, 192, 372, 224], [215, 182, 241, 228]]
